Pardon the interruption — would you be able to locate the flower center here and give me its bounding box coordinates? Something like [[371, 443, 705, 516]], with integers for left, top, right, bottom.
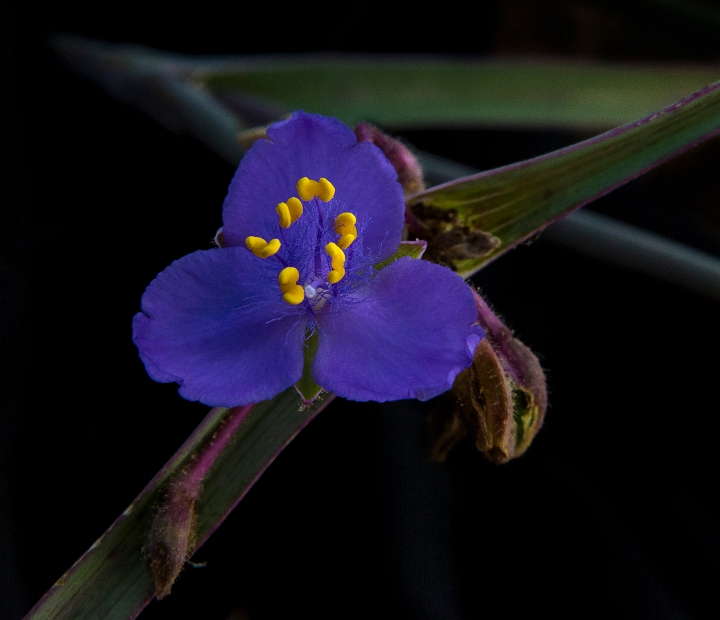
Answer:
[[244, 176, 359, 306]]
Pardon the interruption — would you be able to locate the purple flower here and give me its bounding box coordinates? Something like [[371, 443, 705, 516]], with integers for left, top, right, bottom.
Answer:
[[133, 112, 483, 407]]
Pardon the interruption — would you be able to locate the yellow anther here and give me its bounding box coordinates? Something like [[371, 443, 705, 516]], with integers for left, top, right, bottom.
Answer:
[[283, 286, 305, 305], [276, 202, 292, 228], [278, 266, 304, 305], [327, 267, 345, 284], [296, 177, 319, 201], [325, 242, 346, 284], [334, 212, 356, 231], [317, 178, 335, 201], [245, 236, 281, 258], [276, 197, 304, 228], [278, 266, 299, 288], [334, 212, 357, 249], [337, 233, 356, 250], [297, 176, 335, 202], [286, 197, 303, 221], [325, 242, 345, 265]]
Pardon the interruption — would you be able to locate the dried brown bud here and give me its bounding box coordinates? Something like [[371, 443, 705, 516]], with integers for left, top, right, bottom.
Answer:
[[409, 203, 500, 269], [148, 475, 199, 599]]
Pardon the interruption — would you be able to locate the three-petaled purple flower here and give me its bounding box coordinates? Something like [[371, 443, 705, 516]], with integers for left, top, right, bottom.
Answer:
[[133, 112, 483, 406]]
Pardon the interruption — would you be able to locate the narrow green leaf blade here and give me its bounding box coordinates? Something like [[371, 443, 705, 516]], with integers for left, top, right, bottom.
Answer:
[[26, 390, 333, 620], [407, 80, 720, 278], [54, 36, 720, 133], [193, 56, 720, 130]]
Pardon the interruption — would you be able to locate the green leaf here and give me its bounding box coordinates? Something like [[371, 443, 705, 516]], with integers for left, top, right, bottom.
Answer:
[[26, 389, 334, 620], [54, 36, 720, 135], [406, 80, 720, 278], [192, 57, 720, 130], [38, 40, 720, 618]]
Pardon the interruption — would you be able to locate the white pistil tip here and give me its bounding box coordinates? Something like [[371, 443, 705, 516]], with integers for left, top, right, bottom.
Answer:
[[304, 284, 317, 299]]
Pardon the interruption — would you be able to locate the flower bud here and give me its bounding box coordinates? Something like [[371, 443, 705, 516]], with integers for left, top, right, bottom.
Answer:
[[353, 122, 500, 266], [148, 476, 199, 599], [429, 288, 547, 464], [354, 122, 425, 195]]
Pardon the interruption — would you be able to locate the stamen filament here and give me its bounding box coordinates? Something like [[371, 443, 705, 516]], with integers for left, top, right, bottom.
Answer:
[[252, 174, 349, 304], [315, 201, 324, 275]]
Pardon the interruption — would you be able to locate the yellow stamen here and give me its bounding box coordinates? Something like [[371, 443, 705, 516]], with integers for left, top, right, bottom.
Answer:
[[337, 233, 356, 250], [325, 242, 345, 264], [245, 236, 281, 258], [334, 212, 357, 249], [276, 202, 292, 228], [296, 177, 318, 201], [334, 212, 356, 231], [278, 266, 304, 305], [287, 197, 303, 221], [327, 267, 345, 284], [283, 286, 305, 305], [325, 242, 346, 284], [278, 266, 299, 288], [317, 178, 335, 201], [276, 197, 304, 228], [296, 177, 335, 202]]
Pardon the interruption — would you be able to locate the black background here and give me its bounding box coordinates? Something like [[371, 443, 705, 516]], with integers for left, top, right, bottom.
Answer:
[[2, 2, 720, 619]]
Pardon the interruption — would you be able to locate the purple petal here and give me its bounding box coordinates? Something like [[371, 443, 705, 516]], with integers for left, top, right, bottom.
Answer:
[[222, 111, 405, 261], [313, 257, 480, 402], [332, 140, 405, 261], [133, 246, 307, 406], [466, 328, 484, 359]]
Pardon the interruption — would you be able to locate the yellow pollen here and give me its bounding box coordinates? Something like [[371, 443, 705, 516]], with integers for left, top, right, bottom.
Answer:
[[287, 197, 303, 221], [327, 267, 345, 284], [245, 236, 281, 258], [296, 177, 335, 202], [276, 202, 292, 228], [325, 242, 346, 284], [334, 212, 356, 230], [278, 266, 304, 305], [296, 177, 318, 201], [337, 233, 356, 250], [334, 212, 357, 249], [317, 178, 335, 201], [276, 197, 304, 228]]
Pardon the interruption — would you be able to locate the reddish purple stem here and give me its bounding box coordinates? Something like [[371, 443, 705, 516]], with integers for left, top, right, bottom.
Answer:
[[178, 404, 253, 496]]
